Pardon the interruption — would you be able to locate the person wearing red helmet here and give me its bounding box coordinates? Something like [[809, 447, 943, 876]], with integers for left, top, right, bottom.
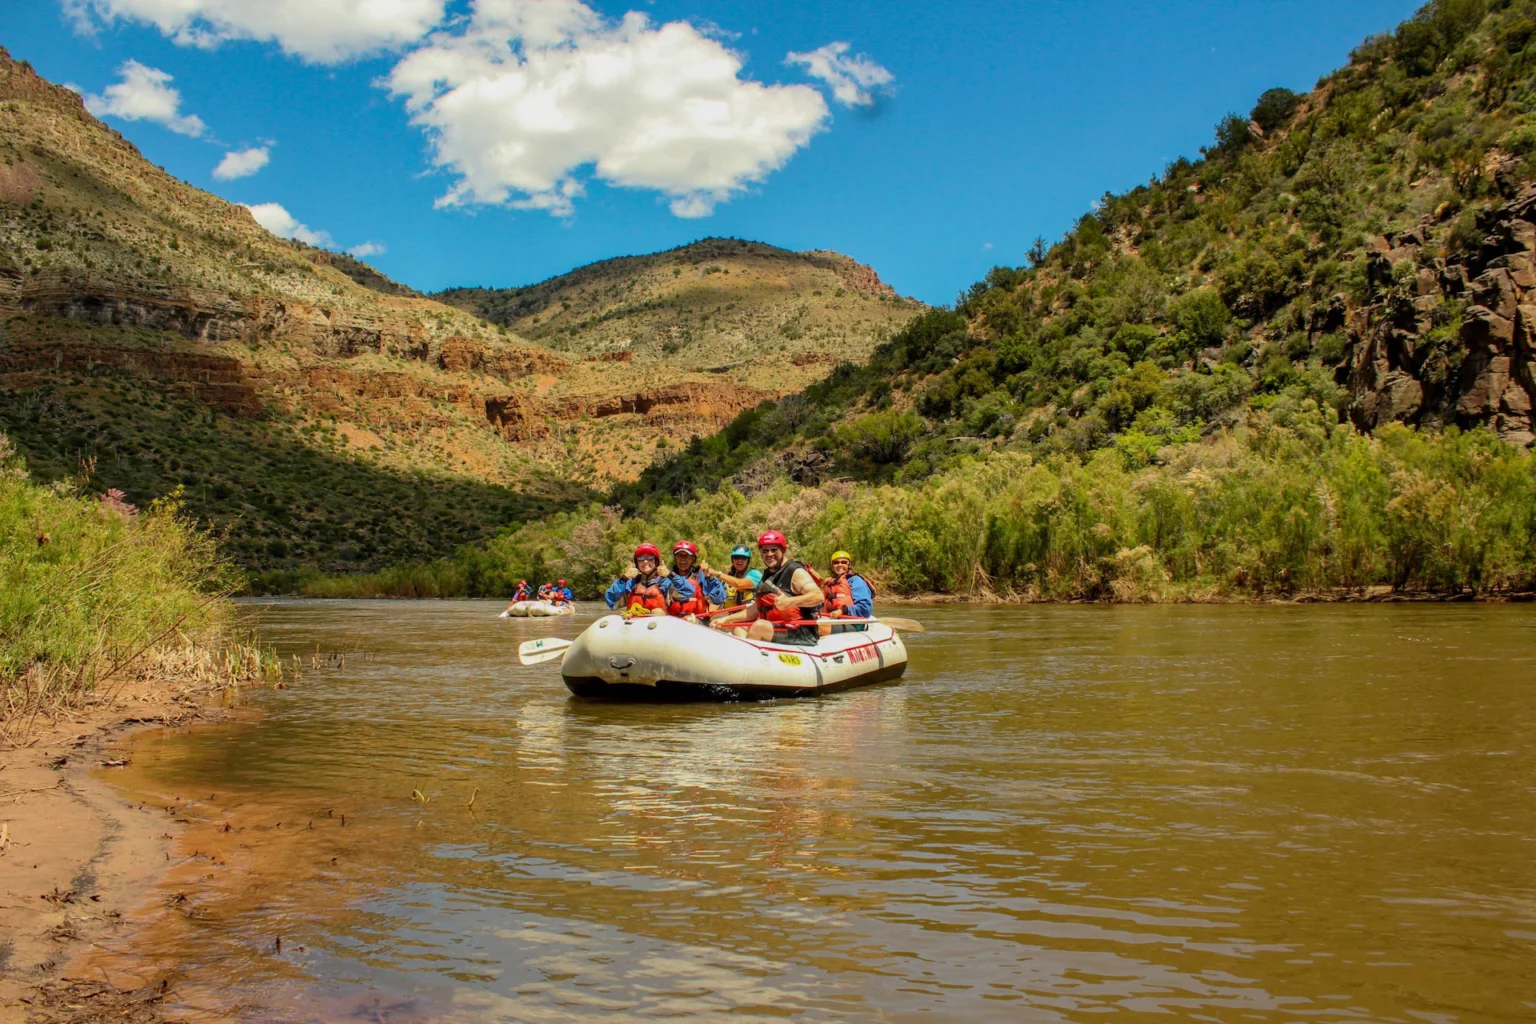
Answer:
[[710, 530, 823, 644], [503, 579, 532, 614], [551, 579, 573, 605], [666, 540, 724, 619], [604, 542, 695, 616]]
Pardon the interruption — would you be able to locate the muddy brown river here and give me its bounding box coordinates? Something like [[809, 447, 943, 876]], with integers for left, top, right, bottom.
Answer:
[[91, 601, 1536, 1022]]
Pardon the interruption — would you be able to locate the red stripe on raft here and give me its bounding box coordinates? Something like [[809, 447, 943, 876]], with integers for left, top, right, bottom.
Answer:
[[716, 628, 897, 659]]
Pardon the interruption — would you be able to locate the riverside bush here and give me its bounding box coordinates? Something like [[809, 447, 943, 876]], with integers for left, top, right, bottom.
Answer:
[[294, 414, 1536, 601], [0, 433, 248, 719]]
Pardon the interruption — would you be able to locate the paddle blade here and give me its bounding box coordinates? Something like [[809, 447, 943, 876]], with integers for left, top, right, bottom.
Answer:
[[519, 647, 569, 666], [518, 636, 572, 659], [877, 616, 925, 633]]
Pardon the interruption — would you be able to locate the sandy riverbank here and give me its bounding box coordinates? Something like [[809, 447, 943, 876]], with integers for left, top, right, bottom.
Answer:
[[0, 681, 260, 1022]]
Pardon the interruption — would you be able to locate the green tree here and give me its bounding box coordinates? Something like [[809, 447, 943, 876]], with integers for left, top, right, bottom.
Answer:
[[1169, 288, 1231, 357], [1250, 88, 1302, 133], [1209, 113, 1254, 158]]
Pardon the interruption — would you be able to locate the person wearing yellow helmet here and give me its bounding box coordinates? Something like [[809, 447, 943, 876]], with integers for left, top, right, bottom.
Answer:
[[820, 550, 875, 635]]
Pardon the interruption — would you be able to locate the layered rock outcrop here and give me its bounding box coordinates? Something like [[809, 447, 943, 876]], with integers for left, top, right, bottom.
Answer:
[[1343, 185, 1536, 446], [0, 338, 768, 445]]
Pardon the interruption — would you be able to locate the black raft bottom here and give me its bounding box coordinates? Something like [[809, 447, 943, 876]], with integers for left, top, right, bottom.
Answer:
[[563, 662, 907, 703]]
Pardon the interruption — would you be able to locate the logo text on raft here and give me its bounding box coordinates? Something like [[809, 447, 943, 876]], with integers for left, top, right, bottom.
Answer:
[[778, 653, 803, 666], [847, 645, 878, 664]]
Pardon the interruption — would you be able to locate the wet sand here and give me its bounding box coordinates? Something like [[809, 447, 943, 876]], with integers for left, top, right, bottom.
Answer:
[[0, 682, 258, 1022]]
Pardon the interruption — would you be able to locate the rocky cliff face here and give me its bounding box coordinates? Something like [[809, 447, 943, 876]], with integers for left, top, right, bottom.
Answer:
[[1343, 184, 1536, 447]]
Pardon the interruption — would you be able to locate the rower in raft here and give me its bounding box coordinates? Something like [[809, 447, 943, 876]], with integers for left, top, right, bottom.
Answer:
[[667, 541, 724, 621], [708, 545, 761, 610], [604, 543, 696, 616], [557, 529, 908, 700], [819, 550, 875, 636], [708, 531, 824, 645]]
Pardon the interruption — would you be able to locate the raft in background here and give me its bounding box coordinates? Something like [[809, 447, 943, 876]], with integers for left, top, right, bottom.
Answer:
[[501, 601, 576, 618], [560, 614, 907, 701]]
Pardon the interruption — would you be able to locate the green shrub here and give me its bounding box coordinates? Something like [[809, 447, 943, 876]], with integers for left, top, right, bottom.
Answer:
[[1, 434, 245, 712], [1251, 88, 1303, 133], [835, 409, 928, 464], [1165, 288, 1231, 359]]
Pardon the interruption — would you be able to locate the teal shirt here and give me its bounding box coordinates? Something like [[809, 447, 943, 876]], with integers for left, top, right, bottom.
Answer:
[[724, 568, 762, 605]]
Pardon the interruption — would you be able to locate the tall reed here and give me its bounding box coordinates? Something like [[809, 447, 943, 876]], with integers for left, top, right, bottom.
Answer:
[[1, 433, 269, 733], [290, 413, 1536, 602]]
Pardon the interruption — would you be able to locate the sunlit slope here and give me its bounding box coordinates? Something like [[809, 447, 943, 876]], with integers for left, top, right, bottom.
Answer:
[[0, 48, 585, 572], [0, 48, 925, 571], [434, 237, 922, 369]]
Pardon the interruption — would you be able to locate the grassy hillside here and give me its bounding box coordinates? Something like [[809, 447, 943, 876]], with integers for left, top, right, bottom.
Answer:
[[0, 48, 916, 574], [619, 0, 1536, 505], [434, 237, 919, 368], [322, 0, 1536, 601]]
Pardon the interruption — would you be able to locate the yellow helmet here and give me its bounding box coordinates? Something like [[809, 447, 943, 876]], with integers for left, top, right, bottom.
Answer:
[[830, 550, 853, 563]]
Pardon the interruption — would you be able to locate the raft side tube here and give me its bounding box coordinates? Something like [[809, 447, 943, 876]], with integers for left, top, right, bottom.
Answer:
[[560, 614, 907, 701]]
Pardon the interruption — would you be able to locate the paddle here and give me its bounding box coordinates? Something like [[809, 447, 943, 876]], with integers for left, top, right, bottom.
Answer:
[[518, 637, 572, 666], [697, 604, 749, 619], [772, 616, 926, 633]]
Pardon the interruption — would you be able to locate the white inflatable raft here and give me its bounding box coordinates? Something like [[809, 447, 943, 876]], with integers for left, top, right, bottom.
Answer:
[[500, 601, 576, 618], [560, 614, 907, 701]]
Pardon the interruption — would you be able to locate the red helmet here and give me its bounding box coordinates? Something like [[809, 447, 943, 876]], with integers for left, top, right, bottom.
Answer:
[[757, 530, 787, 550], [634, 543, 661, 562], [672, 540, 697, 556], [519, 580, 527, 585], [557, 579, 567, 586]]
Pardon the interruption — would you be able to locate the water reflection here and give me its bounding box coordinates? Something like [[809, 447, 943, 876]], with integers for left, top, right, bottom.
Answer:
[[86, 601, 1536, 1022]]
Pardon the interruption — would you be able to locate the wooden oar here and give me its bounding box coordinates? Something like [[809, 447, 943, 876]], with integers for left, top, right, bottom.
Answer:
[[772, 617, 926, 633], [518, 637, 572, 665]]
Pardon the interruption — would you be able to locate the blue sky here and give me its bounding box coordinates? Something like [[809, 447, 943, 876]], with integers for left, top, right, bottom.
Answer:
[[8, 0, 1420, 305]]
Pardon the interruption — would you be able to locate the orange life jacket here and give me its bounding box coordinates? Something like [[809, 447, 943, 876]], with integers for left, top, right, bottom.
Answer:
[[823, 572, 874, 615], [625, 576, 669, 613], [668, 569, 710, 617], [756, 561, 820, 624]]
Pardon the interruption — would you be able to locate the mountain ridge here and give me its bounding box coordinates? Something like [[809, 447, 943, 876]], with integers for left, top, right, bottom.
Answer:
[[0, 45, 921, 574], [433, 236, 917, 369]]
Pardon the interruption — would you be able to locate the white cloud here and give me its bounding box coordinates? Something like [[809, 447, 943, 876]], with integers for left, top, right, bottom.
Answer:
[[786, 41, 893, 108], [83, 60, 207, 136], [385, 0, 829, 218], [212, 145, 271, 180], [244, 202, 334, 247], [348, 241, 387, 257], [64, 0, 447, 63]]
